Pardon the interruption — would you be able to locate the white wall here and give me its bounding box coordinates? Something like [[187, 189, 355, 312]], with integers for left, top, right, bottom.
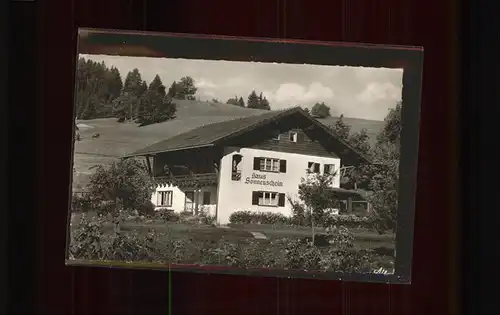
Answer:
[[216, 147, 341, 224], [151, 185, 218, 217]]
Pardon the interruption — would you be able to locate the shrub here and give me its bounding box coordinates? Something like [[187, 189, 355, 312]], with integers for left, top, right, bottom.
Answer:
[[69, 213, 106, 260], [87, 159, 156, 214], [71, 194, 92, 212], [323, 214, 377, 229], [153, 209, 180, 223], [229, 211, 290, 225], [138, 201, 156, 216]]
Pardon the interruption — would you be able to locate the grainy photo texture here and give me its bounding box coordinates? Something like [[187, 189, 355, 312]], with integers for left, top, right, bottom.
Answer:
[[67, 30, 422, 283]]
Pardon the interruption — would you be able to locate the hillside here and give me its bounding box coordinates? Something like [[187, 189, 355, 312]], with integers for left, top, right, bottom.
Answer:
[[72, 99, 384, 190]]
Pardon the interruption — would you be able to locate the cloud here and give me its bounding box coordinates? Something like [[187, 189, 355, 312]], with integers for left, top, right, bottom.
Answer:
[[196, 78, 218, 89], [266, 82, 334, 105], [356, 82, 401, 104]]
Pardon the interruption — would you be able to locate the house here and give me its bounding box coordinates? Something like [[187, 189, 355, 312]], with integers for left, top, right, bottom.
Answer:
[[123, 107, 372, 224]]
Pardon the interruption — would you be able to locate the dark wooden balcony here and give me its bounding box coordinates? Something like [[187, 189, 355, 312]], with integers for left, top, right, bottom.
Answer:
[[154, 173, 218, 188]]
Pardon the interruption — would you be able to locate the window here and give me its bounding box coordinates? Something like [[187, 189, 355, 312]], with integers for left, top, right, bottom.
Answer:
[[202, 192, 211, 205], [271, 130, 281, 140], [308, 162, 320, 173], [157, 191, 173, 207], [289, 131, 298, 142], [254, 157, 287, 173], [252, 191, 286, 207], [254, 157, 280, 172], [324, 164, 336, 175]]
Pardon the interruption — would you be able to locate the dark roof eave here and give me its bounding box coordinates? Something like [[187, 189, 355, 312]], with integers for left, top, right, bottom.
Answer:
[[122, 143, 215, 159]]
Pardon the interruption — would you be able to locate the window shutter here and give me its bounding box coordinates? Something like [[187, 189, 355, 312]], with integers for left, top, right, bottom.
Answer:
[[252, 191, 260, 205], [253, 157, 261, 170], [314, 163, 320, 173], [323, 164, 328, 174], [278, 193, 286, 207], [279, 160, 287, 173]]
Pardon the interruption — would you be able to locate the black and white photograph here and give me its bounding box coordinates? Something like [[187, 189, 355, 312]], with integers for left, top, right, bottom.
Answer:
[[67, 29, 422, 283]]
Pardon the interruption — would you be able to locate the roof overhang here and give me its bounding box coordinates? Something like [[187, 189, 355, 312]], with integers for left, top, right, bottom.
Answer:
[[328, 188, 367, 200], [121, 143, 215, 159]]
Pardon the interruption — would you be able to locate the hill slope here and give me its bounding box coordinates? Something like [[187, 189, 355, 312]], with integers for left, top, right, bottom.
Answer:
[[72, 99, 384, 189]]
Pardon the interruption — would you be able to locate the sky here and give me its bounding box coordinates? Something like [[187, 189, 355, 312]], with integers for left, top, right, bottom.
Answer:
[[81, 54, 403, 121]]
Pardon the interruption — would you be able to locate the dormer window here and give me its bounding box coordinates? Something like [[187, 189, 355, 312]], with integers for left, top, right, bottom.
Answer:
[[289, 131, 298, 142]]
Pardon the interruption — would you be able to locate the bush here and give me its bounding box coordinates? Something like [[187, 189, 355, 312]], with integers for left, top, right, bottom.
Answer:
[[87, 159, 156, 214], [229, 211, 290, 225], [229, 210, 375, 229], [323, 214, 377, 229], [71, 194, 92, 212], [138, 201, 156, 216], [153, 209, 180, 223]]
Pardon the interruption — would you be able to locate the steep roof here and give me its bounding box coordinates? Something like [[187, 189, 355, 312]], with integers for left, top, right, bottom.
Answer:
[[124, 107, 372, 164]]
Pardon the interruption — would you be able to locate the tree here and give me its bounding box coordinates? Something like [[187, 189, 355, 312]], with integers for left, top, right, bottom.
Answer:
[[238, 97, 245, 107], [247, 90, 260, 109], [296, 172, 341, 243], [137, 75, 177, 126], [123, 69, 146, 97], [348, 128, 371, 156], [366, 102, 402, 233], [259, 95, 271, 110], [226, 96, 240, 106], [112, 92, 137, 122], [75, 58, 124, 119], [167, 81, 178, 98], [113, 69, 147, 121], [311, 102, 331, 118], [303, 107, 311, 115], [170, 76, 198, 100], [329, 114, 351, 141], [107, 67, 123, 100], [87, 159, 156, 215], [148, 75, 166, 96]]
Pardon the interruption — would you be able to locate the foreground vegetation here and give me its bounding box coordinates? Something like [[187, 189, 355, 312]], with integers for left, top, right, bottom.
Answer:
[[69, 212, 393, 274]]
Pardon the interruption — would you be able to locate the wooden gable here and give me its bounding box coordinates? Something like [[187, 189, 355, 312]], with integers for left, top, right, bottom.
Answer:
[[223, 112, 340, 158]]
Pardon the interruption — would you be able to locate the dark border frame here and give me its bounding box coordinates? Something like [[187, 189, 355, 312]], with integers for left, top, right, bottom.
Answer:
[[66, 28, 423, 284]]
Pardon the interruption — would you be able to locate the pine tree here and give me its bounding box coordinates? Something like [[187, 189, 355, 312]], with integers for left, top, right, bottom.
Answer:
[[238, 97, 245, 107], [247, 90, 260, 108], [136, 75, 177, 126], [167, 81, 177, 98], [75, 57, 124, 119], [107, 67, 123, 100], [148, 75, 166, 96], [329, 114, 351, 141], [260, 96, 271, 110], [123, 69, 144, 97]]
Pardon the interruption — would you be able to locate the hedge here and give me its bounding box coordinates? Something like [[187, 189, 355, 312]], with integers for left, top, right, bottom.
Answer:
[[229, 211, 377, 229]]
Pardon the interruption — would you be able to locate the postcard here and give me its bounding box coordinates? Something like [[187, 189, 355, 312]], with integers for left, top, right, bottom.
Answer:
[[66, 29, 423, 283]]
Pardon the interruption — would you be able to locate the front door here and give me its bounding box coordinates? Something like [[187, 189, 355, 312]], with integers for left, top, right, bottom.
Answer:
[[184, 191, 195, 213]]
